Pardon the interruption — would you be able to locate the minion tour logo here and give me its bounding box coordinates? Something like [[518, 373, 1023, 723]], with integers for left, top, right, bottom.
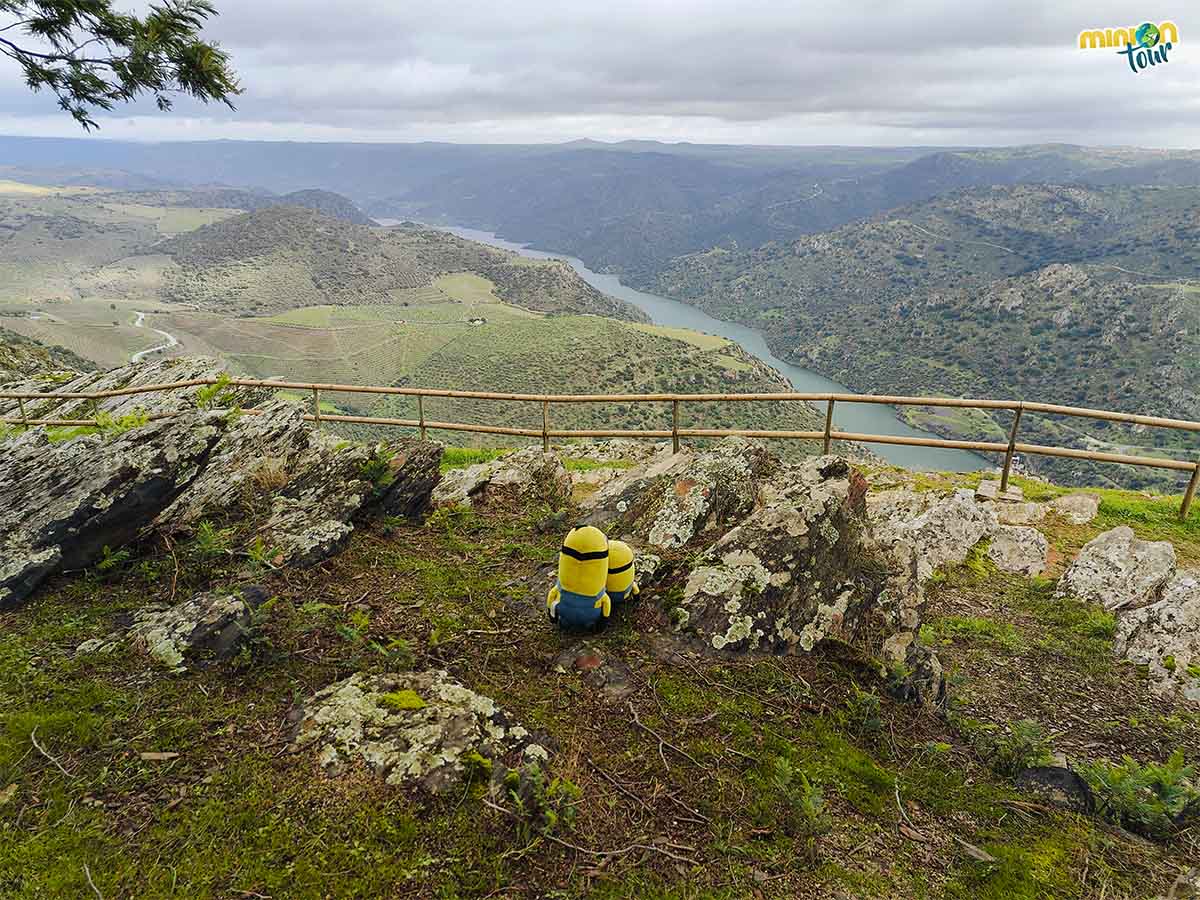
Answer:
[[1078, 21, 1179, 74]]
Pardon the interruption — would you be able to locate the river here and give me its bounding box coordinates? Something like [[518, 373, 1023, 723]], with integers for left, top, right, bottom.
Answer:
[[383, 220, 987, 472]]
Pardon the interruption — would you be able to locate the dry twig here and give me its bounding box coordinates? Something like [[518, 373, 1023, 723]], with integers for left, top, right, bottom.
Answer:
[[30, 727, 73, 779]]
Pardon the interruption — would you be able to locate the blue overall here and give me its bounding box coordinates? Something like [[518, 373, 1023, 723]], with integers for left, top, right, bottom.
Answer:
[[553, 582, 607, 630], [608, 585, 635, 605]]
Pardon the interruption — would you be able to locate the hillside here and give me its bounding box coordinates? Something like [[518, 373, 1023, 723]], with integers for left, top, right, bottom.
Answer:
[[112, 187, 374, 225], [0, 361, 1197, 897], [656, 184, 1200, 490], [11, 136, 1200, 287], [0, 327, 95, 381], [151, 209, 646, 320]]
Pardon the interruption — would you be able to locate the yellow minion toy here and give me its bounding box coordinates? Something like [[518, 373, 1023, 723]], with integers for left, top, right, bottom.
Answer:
[[547, 525, 611, 631], [606, 540, 639, 606]]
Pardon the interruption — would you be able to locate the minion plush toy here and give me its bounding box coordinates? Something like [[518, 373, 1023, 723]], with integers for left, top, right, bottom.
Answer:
[[547, 525, 611, 631], [606, 540, 639, 606]]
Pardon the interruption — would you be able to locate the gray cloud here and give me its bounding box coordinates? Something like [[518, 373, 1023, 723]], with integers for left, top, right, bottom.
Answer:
[[0, 1, 1196, 144]]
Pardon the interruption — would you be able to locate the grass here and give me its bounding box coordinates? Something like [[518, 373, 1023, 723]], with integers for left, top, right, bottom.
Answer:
[[1, 495, 1195, 897]]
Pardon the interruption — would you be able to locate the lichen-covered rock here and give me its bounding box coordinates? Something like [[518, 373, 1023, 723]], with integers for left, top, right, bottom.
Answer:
[[1056, 526, 1176, 611], [0, 410, 227, 608], [76, 587, 269, 671], [881, 630, 946, 708], [585, 437, 778, 550], [1114, 573, 1200, 701], [997, 502, 1047, 526], [988, 525, 1048, 576], [155, 401, 369, 532], [1, 384, 414, 609], [129, 587, 269, 672], [289, 671, 547, 792], [1050, 493, 1101, 525], [868, 489, 998, 631], [432, 447, 570, 509], [668, 455, 883, 653], [159, 402, 386, 567]]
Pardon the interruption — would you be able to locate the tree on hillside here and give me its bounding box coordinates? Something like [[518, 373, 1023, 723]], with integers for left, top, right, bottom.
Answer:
[[0, 0, 239, 129]]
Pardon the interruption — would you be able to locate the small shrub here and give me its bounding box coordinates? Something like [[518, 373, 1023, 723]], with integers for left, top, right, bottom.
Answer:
[[1079, 749, 1199, 840], [192, 520, 233, 559], [502, 764, 582, 840], [252, 457, 289, 492], [426, 505, 476, 536], [989, 719, 1055, 777], [359, 446, 396, 488], [334, 610, 415, 672], [96, 545, 131, 575], [842, 684, 882, 739], [246, 536, 283, 568], [195, 373, 236, 410], [748, 756, 831, 862]]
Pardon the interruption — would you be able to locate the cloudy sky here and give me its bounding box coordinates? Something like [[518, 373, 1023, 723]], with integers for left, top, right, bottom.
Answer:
[[0, 1, 1197, 146]]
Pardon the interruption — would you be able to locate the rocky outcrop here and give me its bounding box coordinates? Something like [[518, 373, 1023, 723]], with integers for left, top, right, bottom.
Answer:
[[432, 447, 570, 509], [1050, 493, 1101, 525], [988, 525, 1048, 577], [288, 671, 547, 792], [78, 587, 269, 672], [584, 437, 778, 550], [1055, 526, 1176, 611], [1114, 573, 1200, 701], [1, 360, 444, 608], [664, 454, 883, 654], [0, 410, 228, 608], [0, 355, 266, 422], [868, 489, 998, 632], [372, 439, 443, 519]]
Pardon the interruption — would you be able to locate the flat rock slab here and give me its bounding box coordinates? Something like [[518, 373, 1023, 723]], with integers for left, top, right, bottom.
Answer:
[[997, 502, 1047, 526], [1055, 526, 1176, 611], [1050, 493, 1101, 525], [988, 525, 1048, 576], [288, 671, 548, 792], [976, 481, 1024, 502]]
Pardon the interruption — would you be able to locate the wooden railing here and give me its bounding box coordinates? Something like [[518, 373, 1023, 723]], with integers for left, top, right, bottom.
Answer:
[[3, 377, 1199, 521]]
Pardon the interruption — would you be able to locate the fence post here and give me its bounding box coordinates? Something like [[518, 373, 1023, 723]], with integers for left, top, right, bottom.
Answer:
[[17, 397, 28, 430], [672, 399, 681, 454], [542, 400, 550, 453], [311, 388, 322, 429], [417, 395, 426, 441], [822, 399, 835, 455], [1181, 463, 1200, 522], [999, 403, 1024, 493]]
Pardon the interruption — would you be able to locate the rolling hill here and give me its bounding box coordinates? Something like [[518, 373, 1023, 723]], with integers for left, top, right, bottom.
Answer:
[[656, 184, 1200, 488]]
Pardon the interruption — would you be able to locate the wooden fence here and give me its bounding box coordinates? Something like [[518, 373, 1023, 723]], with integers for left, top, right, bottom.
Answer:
[[3, 376, 1199, 521]]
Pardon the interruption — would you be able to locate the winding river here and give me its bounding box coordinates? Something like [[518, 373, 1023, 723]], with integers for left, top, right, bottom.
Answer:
[[386, 221, 987, 472]]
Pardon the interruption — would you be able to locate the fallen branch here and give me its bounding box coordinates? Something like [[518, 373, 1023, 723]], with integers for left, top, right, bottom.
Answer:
[[628, 701, 703, 770], [482, 799, 700, 865], [30, 727, 73, 779]]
